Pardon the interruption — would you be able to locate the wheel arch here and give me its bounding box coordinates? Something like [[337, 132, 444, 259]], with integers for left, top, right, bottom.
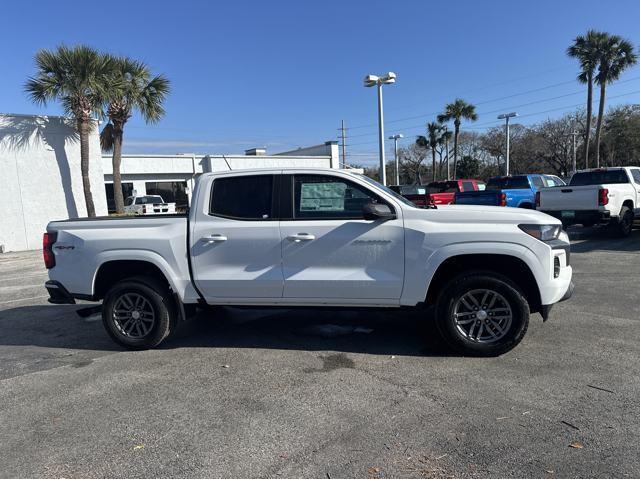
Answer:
[[424, 253, 542, 314], [92, 258, 174, 301]]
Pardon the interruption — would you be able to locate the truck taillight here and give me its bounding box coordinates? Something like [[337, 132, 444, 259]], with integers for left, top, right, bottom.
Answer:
[[43, 232, 57, 269], [499, 193, 507, 207], [598, 188, 609, 206], [535, 191, 541, 208]]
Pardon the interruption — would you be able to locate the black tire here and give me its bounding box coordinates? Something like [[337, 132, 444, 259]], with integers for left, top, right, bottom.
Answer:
[[610, 206, 634, 238], [102, 276, 177, 349], [434, 272, 530, 357], [519, 203, 534, 209]]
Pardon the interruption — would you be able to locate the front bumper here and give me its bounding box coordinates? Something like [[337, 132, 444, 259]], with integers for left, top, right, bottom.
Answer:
[[45, 280, 76, 304], [540, 280, 574, 321]]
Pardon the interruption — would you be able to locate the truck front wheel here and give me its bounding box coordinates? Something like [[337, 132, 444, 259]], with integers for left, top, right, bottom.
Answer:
[[435, 272, 530, 356], [102, 277, 176, 349]]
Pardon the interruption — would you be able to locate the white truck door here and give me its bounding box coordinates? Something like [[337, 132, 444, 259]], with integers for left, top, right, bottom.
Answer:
[[191, 174, 283, 299], [279, 174, 405, 302]]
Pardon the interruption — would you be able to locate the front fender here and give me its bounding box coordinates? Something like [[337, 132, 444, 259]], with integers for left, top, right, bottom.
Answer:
[[400, 241, 545, 306]]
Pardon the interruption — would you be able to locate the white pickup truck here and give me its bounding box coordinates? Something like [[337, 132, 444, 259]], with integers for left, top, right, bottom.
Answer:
[[537, 167, 640, 236], [44, 168, 573, 356], [124, 194, 176, 215]]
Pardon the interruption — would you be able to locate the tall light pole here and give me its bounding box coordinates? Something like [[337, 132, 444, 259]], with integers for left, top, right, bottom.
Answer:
[[364, 72, 396, 185], [497, 112, 518, 176], [443, 126, 450, 180], [388, 133, 403, 185]]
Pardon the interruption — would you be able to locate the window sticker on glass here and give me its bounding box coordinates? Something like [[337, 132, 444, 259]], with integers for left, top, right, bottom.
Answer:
[[300, 182, 346, 211]]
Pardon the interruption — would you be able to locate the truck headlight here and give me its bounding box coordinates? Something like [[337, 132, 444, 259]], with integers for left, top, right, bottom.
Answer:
[[518, 224, 561, 241]]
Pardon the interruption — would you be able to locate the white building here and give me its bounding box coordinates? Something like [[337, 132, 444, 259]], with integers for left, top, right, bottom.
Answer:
[[1, 112, 342, 252], [0, 113, 108, 252], [102, 142, 340, 212]]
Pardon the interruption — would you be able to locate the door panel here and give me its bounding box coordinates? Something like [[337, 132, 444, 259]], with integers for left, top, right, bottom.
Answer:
[[191, 174, 283, 299], [280, 219, 405, 299], [280, 174, 404, 301]]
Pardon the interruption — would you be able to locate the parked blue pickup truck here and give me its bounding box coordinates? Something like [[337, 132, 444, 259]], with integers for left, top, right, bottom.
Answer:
[[454, 174, 566, 208]]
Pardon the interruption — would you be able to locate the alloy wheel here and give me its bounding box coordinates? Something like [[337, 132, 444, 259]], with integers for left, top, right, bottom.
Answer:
[[453, 289, 513, 343], [112, 292, 156, 339]]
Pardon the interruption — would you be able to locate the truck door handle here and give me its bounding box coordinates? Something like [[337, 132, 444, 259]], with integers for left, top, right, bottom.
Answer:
[[287, 233, 315, 242], [202, 234, 228, 243]]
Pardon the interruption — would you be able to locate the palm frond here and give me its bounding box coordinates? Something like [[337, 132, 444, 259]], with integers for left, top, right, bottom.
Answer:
[[100, 123, 115, 152]]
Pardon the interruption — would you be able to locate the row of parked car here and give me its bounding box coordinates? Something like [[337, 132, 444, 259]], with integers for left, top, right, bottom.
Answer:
[[392, 166, 640, 237]]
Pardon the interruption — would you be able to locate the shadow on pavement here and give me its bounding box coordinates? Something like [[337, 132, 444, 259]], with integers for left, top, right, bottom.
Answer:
[[567, 225, 640, 253], [0, 303, 453, 357]]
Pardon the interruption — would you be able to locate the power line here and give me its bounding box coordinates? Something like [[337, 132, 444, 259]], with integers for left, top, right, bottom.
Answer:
[[347, 88, 640, 150], [344, 78, 640, 142]]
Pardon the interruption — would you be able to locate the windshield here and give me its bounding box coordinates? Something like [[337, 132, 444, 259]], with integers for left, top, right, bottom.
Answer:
[[487, 176, 530, 190], [356, 174, 418, 208], [569, 170, 629, 186], [135, 196, 164, 204]]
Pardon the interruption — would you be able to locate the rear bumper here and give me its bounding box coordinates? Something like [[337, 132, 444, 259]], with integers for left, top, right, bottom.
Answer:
[[541, 209, 610, 225], [45, 280, 76, 304]]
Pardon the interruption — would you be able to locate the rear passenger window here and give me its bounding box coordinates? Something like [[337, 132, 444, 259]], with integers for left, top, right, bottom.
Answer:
[[531, 176, 545, 189], [631, 169, 640, 185], [461, 181, 474, 191], [209, 175, 273, 220]]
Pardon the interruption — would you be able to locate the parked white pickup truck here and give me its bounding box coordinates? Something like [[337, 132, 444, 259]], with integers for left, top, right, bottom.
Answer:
[[44, 168, 573, 356], [536, 167, 640, 236], [124, 194, 176, 215]]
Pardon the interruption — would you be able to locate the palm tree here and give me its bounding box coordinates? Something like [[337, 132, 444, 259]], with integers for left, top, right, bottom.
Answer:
[[416, 122, 445, 182], [25, 45, 115, 217], [101, 57, 170, 214], [437, 99, 477, 179], [593, 33, 637, 167], [567, 30, 604, 169]]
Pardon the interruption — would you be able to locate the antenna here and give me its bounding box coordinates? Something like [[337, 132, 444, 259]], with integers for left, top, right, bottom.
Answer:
[[222, 155, 232, 170]]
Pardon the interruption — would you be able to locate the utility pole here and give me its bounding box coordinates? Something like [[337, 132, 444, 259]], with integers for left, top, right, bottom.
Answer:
[[388, 134, 403, 185], [570, 131, 578, 175], [340, 120, 347, 168], [498, 112, 518, 176]]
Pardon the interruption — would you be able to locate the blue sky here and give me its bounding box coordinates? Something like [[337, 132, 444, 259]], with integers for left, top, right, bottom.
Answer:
[[2, 0, 640, 165]]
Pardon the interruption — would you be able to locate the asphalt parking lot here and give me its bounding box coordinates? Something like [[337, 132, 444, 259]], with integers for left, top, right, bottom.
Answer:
[[1, 227, 639, 479]]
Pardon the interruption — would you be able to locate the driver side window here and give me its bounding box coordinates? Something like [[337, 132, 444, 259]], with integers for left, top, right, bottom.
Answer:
[[293, 175, 383, 219]]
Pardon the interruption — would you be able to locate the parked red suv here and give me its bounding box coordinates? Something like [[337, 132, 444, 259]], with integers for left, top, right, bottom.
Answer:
[[391, 180, 485, 207]]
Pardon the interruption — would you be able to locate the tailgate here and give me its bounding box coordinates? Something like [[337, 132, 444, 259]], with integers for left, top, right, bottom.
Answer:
[[539, 186, 599, 211]]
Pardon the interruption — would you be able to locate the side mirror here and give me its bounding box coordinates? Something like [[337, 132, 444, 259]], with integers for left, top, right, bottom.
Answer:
[[363, 202, 396, 221]]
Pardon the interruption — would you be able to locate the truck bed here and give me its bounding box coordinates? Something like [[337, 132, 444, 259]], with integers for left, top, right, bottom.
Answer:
[[46, 215, 197, 302]]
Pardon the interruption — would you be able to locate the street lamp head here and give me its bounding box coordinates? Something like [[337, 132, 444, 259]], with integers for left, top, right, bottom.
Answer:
[[380, 72, 396, 84], [497, 112, 518, 120], [364, 74, 379, 87], [388, 134, 404, 140], [364, 72, 396, 87]]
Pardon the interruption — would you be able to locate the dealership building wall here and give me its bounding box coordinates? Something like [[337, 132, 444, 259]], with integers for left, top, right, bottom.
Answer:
[[0, 112, 342, 252], [0, 114, 107, 252]]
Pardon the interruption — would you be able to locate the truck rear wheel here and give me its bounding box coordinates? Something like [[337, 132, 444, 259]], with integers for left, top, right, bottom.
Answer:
[[610, 206, 633, 238], [434, 272, 530, 356], [102, 276, 176, 349]]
